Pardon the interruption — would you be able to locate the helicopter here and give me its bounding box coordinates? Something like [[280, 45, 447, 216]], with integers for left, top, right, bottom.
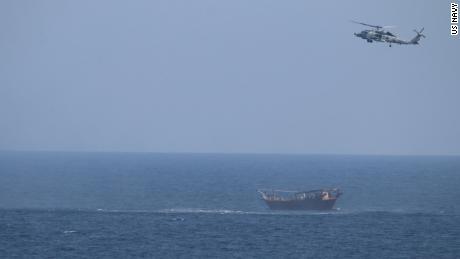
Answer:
[[352, 21, 425, 47]]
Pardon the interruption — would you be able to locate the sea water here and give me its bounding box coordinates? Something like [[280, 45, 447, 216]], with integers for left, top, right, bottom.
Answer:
[[0, 151, 459, 258]]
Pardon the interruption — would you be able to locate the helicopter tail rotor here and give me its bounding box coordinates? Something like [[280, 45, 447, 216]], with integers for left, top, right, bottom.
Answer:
[[410, 28, 426, 44], [414, 28, 426, 38]]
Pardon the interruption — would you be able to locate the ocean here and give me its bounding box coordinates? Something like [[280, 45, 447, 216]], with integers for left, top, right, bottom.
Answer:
[[1, 151, 459, 258]]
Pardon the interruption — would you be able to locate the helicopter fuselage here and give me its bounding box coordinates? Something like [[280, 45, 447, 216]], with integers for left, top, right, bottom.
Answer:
[[354, 29, 398, 43]]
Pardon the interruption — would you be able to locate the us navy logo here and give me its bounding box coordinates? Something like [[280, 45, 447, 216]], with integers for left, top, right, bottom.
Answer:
[[452, 3, 458, 35]]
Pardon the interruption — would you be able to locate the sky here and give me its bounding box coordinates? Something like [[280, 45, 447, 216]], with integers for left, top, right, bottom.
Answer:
[[0, 0, 458, 155]]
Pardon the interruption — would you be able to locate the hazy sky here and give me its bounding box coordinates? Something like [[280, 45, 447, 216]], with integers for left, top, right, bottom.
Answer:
[[1, 0, 458, 155]]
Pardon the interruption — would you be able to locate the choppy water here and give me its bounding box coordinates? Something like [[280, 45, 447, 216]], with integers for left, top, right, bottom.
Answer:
[[1, 152, 459, 258]]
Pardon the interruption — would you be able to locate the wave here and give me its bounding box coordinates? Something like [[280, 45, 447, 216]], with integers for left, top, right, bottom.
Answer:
[[92, 207, 458, 217], [102, 207, 344, 216], [1, 207, 457, 217], [158, 208, 250, 214]]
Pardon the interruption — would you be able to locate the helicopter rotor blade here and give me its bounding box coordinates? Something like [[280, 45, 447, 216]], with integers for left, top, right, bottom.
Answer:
[[350, 20, 383, 29]]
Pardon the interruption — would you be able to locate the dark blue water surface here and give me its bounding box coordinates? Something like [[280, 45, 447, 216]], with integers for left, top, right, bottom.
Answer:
[[1, 151, 459, 258]]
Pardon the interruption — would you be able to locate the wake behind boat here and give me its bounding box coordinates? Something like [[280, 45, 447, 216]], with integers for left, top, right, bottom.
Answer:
[[258, 188, 342, 210]]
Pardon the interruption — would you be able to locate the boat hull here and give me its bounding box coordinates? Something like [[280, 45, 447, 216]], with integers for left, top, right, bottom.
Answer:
[[263, 198, 337, 210]]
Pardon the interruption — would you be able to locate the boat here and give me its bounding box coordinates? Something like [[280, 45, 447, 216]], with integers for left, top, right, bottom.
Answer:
[[258, 188, 342, 210]]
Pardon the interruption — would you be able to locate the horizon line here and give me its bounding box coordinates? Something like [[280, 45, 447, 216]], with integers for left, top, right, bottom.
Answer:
[[1, 149, 459, 157]]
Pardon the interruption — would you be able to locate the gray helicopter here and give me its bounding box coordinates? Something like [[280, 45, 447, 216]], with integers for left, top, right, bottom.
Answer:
[[352, 21, 425, 47]]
